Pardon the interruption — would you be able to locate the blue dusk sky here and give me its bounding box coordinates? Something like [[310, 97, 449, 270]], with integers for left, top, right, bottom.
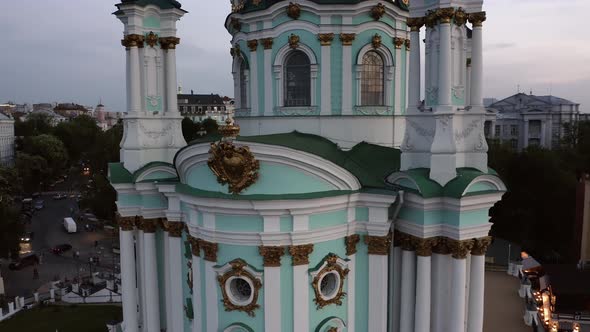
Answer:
[[0, 0, 588, 112]]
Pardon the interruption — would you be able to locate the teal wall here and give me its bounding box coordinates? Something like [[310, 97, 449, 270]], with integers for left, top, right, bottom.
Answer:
[[118, 194, 141, 207], [216, 214, 264, 232], [281, 254, 294, 332], [308, 239, 348, 331], [331, 37, 343, 115], [272, 12, 320, 27], [355, 207, 369, 222], [200, 257, 207, 331], [143, 15, 161, 29], [217, 244, 264, 331], [142, 170, 175, 181], [354, 234, 369, 332], [118, 193, 167, 208], [309, 209, 348, 230], [280, 215, 293, 232], [186, 162, 337, 195], [398, 206, 491, 227]]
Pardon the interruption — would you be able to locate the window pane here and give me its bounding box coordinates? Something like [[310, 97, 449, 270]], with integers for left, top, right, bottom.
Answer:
[[361, 51, 384, 106], [239, 58, 248, 108], [284, 51, 311, 106]]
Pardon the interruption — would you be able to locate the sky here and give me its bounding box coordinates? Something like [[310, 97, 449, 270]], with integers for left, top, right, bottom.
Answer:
[[0, 0, 588, 113]]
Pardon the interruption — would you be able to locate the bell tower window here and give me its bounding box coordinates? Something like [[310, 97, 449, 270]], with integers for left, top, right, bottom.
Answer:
[[284, 51, 311, 107]]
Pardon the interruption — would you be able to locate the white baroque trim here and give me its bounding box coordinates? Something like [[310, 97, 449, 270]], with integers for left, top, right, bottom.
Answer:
[[394, 218, 492, 241], [273, 43, 318, 108], [135, 165, 177, 182]]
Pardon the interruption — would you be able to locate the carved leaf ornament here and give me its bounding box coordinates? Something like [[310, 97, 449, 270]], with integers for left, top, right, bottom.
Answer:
[[208, 141, 260, 194]]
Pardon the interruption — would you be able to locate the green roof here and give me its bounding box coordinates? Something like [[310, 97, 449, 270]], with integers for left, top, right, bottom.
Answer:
[[108, 162, 133, 184], [176, 183, 356, 200], [132, 161, 177, 182], [118, 0, 182, 9]]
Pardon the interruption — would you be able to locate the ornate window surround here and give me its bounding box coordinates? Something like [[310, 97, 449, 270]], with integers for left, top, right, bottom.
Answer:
[[232, 54, 251, 117], [214, 259, 263, 317], [273, 43, 319, 116], [354, 43, 394, 115], [309, 254, 349, 309]]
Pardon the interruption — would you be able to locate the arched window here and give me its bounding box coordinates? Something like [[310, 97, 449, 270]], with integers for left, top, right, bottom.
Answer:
[[361, 51, 384, 106], [239, 58, 248, 109], [284, 51, 311, 107]]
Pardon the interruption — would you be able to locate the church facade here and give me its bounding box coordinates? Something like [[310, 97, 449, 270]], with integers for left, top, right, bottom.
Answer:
[[109, 1, 505, 332]]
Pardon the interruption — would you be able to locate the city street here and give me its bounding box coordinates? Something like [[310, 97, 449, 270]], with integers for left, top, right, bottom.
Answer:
[[0, 195, 118, 298]]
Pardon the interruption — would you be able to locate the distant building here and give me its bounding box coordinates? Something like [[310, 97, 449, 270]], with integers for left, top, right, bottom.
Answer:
[[177, 93, 230, 124], [22, 109, 67, 126], [0, 113, 15, 167], [485, 93, 581, 150], [54, 103, 92, 119], [580, 113, 590, 122], [93, 103, 121, 131]]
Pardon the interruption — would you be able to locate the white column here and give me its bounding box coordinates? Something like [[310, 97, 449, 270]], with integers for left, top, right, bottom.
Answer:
[[431, 252, 449, 332], [368, 247, 388, 332], [399, 248, 416, 332], [165, 47, 179, 115], [408, 25, 422, 112], [467, 244, 488, 332], [135, 229, 146, 330], [120, 227, 139, 332], [390, 246, 402, 332], [292, 245, 312, 332], [143, 230, 161, 332], [449, 255, 468, 332], [192, 251, 202, 332], [438, 21, 452, 106], [470, 25, 484, 107], [414, 254, 432, 332], [466, 64, 472, 107], [129, 46, 142, 115], [163, 231, 172, 330], [202, 241, 218, 332], [261, 246, 283, 332], [394, 45, 403, 114], [320, 43, 332, 115], [347, 254, 356, 332], [168, 232, 184, 332], [342, 40, 353, 115], [264, 47, 273, 116], [249, 48, 259, 115]]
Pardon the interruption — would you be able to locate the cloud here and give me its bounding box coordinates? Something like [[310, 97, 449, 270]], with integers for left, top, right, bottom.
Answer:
[[484, 43, 516, 51]]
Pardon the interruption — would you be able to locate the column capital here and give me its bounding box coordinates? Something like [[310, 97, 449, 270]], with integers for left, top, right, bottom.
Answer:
[[199, 240, 218, 262], [145, 31, 159, 48], [339, 33, 356, 46], [425, 10, 438, 28], [448, 239, 475, 259], [247, 39, 258, 52], [138, 218, 159, 233], [159, 37, 180, 50], [317, 33, 335, 46], [163, 220, 184, 237], [365, 234, 391, 255], [404, 39, 411, 51], [260, 37, 274, 49], [372, 33, 382, 49], [396, 231, 414, 251], [454, 7, 468, 26], [289, 244, 314, 265], [116, 214, 136, 231], [413, 237, 438, 257], [468, 11, 486, 27], [407, 17, 425, 31], [259, 246, 285, 267], [471, 236, 493, 256], [188, 236, 200, 257], [121, 34, 144, 48], [436, 7, 456, 24], [393, 37, 405, 49], [345, 234, 361, 256], [432, 237, 451, 255]]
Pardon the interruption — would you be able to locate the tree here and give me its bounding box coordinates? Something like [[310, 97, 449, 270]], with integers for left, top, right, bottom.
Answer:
[[16, 153, 50, 193], [201, 118, 219, 136], [182, 117, 198, 143], [14, 113, 53, 137], [81, 174, 117, 221], [0, 167, 23, 258], [88, 121, 123, 173], [53, 115, 101, 163], [23, 134, 68, 178]]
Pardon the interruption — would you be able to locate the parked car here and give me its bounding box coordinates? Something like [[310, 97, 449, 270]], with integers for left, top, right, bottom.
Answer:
[[32, 192, 40, 198], [53, 194, 66, 200], [51, 243, 72, 255], [8, 253, 39, 270], [34, 200, 44, 210], [20, 232, 34, 243]]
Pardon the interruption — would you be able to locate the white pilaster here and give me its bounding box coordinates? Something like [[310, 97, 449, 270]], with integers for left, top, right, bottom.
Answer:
[[192, 253, 202, 332], [467, 254, 486, 332], [205, 260, 218, 332], [347, 254, 356, 332], [342, 43, 353, 115], [264, 48, 273, 116], [136, 230, 146, 330], [320, 44, 331, 115], [129, 46, 142, 115], [390, 246, 402, 332], [449, 257, 468, 332], [165, 49, 179, 115], [168, 235, 184, 332], [470, 26, 483, 107], [163, 231, 172, 330], [249, 49, 259, 115], [264, 265, 281, 331], [414, 255, 431, 332], [395, 46, 403, 114], [399, 249, 416, 332], [438, 22, 452, 106], [144, 231, 161, 332], [368, 253, 388, 332], [120, 228, 139, 332], [431, 253, 448, 332], [407, 28, 421, 113], [293, 263, 309, 332]]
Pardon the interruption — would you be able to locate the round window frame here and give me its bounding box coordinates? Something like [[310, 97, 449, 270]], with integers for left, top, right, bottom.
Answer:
[[318, 271, 340, 301], [225, 276, 255, 307], [311, 254, 349, 309]]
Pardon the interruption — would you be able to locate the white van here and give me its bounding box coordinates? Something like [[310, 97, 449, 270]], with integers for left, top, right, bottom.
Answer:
[[63, 217, 77, 233]]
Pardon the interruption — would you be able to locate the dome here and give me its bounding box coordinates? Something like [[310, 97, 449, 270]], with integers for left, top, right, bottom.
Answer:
[[231, 0, 408, 14]]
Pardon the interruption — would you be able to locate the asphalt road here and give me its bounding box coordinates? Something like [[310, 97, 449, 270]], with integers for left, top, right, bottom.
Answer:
[[1, 195, 119, 298]]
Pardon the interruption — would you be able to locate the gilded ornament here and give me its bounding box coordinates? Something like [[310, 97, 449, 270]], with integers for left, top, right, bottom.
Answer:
[[187, 259, 193, 293], [199, 240, 218, 262], [404, 38, 411, 51], [311, 254, 349, 309], [432, 237, 451, 255], [164, 220, 184, 237], [317, 33, 334, 46], [260, 37, 274, 49], [252, 0, 261, 5], [138, 218, 159, 233], [230, 17, 242, 32], [371, 34, 382, 49], [339, 33, 356, 46], [407, 17, 424, 31], [121, 34, 145, 48], [159, 37, 180, 50], [189, 236, 200, 257], [454, 7, 468, 26], [288, 34, 300, 49], [231, 0, 245, 13], [370, 3, 386, 21], [468, 11, 486, 27], [425, 10, 438, 28], [365, 234, 391, 255], [413, 237, 438, 257], [287, 2, 301, 19], [259, 246, 285, 267], [448, 239, 475, 259], [327, 328, 338, 332], [471, 236, 493, 256], [217, 259, 262, 317], [345, 234, 360, 256], [393, 37, 405, 49], [289, 244, 314, 265], [145, 31, 159, 48], [116, 214, 136, 231], [230, 44, 242, 58], [247, 39, 258, 52], [436, 7, 456, 24], [397, 231, 413, 251]]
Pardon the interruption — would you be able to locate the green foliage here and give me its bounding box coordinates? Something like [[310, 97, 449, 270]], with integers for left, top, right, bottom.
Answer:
[[16, 152, 50, 193], [202, 117, 219, 135], [182, 117, 198, 143], [14, 113, 53, 137], [23, 134, 68, 178], [81, 174, 117, 221], [87, 121, 123, 173], [53, 115, 101, 162], [0, 167, 23, 259], [182, 117, 219, 143]]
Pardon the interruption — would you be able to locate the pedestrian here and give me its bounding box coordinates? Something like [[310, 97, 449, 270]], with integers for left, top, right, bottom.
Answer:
[[76, 251, 80, 259]]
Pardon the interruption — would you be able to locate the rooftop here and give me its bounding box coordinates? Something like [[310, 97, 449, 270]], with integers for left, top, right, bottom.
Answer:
[[178, 93, 224, 105]]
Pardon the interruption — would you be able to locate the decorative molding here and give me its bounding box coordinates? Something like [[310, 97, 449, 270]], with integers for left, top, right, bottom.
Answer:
[[317, 33, 335, 46], [436, 7, 456, 24], [365, 234, 391, 255], [159, 37, 180, 50], [259, 246, 285, 267], [200, 240, 218, 262], [288, 33, 300, 49], [371, 34, 382, 49], [145, 31, 159, 48], [287, 2, 301, 19], [340, 33, 356, 46], [247, 39, 258, 52], [345, 234, 360, 256], [448, 239, 475, 259], [412, 237, 438, 257], [393, 37, 405, 49], [216, 259, 263, 317], [230, 44, 242, 58], [138, 218, 159, 233], [404, 38, 410, 51], [468, 11, 487, 27], [189, 236, 200, 257], [471, 236, 492, 256], [370, 3, 386, 20], [455, 118, 479, 141], [454, 7, 468, 26], [310, 254, 349, 309], [117, 214, 136, 231], [121, 34, 144, 48], [407, 17, 424, 31], [164, 220, 184, 237], [260, 37, 273, 49], [208, 140, 260, 195], [425, 10, 438, 28], [432, 237, 451, 255], [289, 244, 314, 265], [230, 17, 241, 32]]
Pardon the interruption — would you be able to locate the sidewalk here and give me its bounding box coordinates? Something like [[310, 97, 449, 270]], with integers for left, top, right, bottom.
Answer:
[[484, 271, 528, 332]]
